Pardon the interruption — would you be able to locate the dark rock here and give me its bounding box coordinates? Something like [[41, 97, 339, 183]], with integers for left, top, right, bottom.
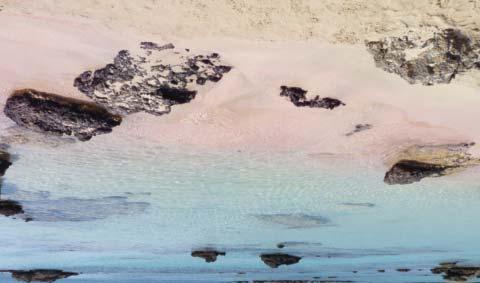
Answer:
[[156, 86, 197, 105], [0, 150, 12, 176], [277, 243, 286, 249], [431, 262, 480, 282], [0, 200, 24, 217], [1, 269, 78, 282], [384, 143, 480, 185], [191, 250, 225, 263], [280, 86, 345, 109], [74, 42, 232, 115], [366, 29, 480, 85], [260, 253, 302, 268], [345, 124, 372, 136], [396, 268, 410, 272], [4, 89, 122, 141], [377, 269, 385, 273], [140, 42, 175, 51], [384, 160, 453, 185]]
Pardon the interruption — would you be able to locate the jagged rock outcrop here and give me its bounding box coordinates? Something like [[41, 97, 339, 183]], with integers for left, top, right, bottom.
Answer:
[[384, 143, 480, 185], [260, 253, 302, 268], [431, 262, 480, 282], [280, 86, 345, 109], [74, 42, 232, 115], [0, 269, 78, 282], [191, 250, 226, 263], [366, 29, 480, 85], [4, 89, 122, 141]]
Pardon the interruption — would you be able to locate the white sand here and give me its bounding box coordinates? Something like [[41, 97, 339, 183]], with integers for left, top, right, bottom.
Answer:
[[1, 1, 480, 167]]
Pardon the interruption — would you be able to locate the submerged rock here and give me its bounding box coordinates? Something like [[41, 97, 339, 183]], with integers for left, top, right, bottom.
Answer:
[[384, 143, 480, 185], [384, 160, 453, 185], [255, 213, 331, 228], [74, 42, 232, 115], [260, 253, 302, 268], [4, 89, 122, 141], [1, 269, 78, 282], [366, 29, 480, 85], [431, 262, 480, 282], [191, 250, 226, 263], [280, 86, 345, 110], [340, 202, 375, 208], [0, 200, 24, 217], [276, 241, 322, 249]]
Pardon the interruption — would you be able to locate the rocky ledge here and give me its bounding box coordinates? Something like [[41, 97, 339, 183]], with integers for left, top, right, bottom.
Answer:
[[384, 143, 480, 185], [280, 86, 345, 109], [191, 250, 226, 263], [366, 29, 480, 85], [431, 262, 480, 282], [74, 42, 232, 116], [4, 89, 122, 141], [260, 253, 302, 268], [0, 269, 78, 282]]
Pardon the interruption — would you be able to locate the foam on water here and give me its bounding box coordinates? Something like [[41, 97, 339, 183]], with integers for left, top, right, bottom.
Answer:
[[0, 135, 479, 282]]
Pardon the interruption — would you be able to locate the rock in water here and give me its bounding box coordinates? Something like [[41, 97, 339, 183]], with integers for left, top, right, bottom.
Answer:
[[0, 149, 11, 176], [260, 253, 302, 268], [431, 262, 480, 282], [384, 160, 452, 185], [74, 42, 232, 115], [191, 250, 226, 262], [2, 269, 78, 282], [366, 29, 480, 85], [0, 200, 24, 217], [384, 143, 480, 185], [280, 86, 345, 109], [4, 89, 122, 141]]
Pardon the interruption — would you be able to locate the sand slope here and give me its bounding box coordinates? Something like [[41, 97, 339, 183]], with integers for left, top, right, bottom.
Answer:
[[2, 0, 480, 43]]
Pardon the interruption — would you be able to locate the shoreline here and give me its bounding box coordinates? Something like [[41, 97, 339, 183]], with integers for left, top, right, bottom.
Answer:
[[0, 8, 480, 173]]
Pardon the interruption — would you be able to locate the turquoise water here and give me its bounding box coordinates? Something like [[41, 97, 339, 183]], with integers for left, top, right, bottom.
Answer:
[[1, 135, 480, 282]]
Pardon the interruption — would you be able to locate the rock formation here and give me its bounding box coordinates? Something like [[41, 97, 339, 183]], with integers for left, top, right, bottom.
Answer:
[[74, 42, 232, 116], [260, 253, 302, 268], [1, 269, 78, 282], [366, 29, 480, 85], [4, 89, 122, 141], [280, 86, 345, 109], [431, 262, 480, 282], [191, 250, 226, 263], [384, 143, 480, 185]]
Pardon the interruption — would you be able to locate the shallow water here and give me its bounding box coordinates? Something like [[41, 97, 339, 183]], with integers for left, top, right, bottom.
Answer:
[[1, 135, 480, 282]]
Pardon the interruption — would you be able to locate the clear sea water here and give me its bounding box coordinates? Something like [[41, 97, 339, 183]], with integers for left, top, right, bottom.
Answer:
[[1, 134, 480, 282]]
